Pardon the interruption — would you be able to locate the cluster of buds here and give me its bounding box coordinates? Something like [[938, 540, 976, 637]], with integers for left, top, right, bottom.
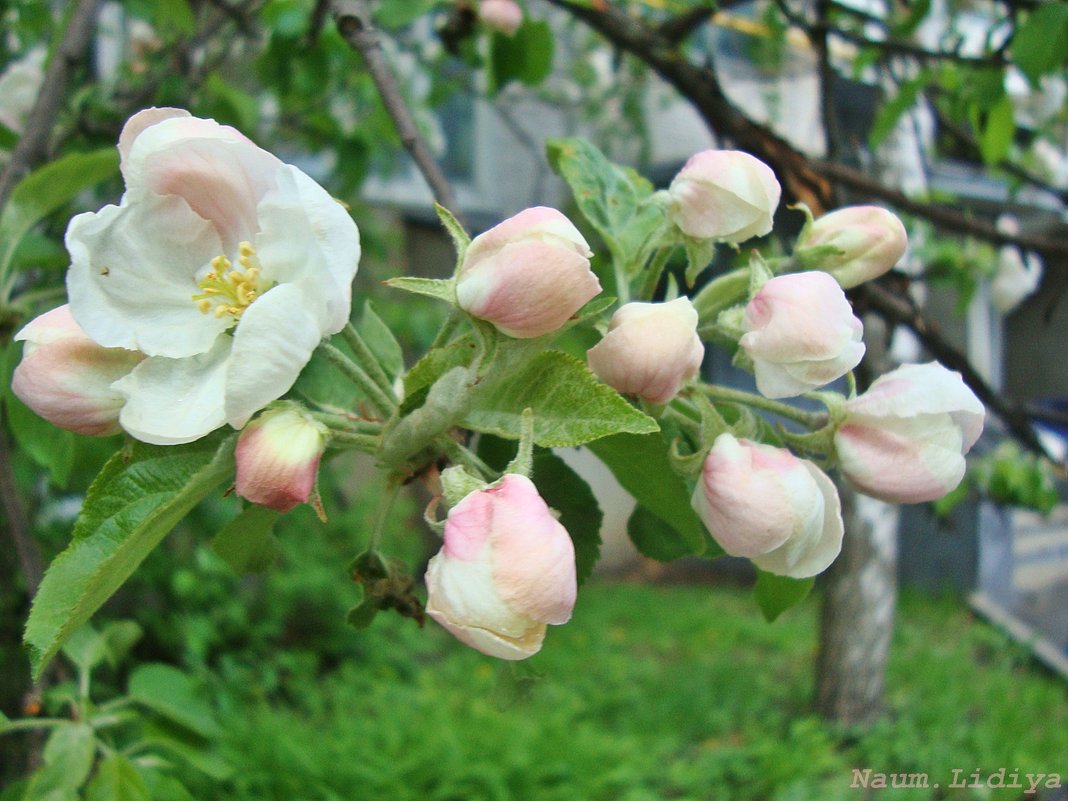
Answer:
[[9, 109, 992, 665]]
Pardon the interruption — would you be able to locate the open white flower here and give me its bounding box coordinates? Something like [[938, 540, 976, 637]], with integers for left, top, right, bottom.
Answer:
[[66, 108, 360, 444]]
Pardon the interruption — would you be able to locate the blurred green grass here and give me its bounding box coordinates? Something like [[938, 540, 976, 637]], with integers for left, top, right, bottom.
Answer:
[[186, 580, 1068, 801]]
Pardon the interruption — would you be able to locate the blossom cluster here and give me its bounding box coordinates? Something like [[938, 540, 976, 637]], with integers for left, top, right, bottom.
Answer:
[[11, 111, 985, 662]]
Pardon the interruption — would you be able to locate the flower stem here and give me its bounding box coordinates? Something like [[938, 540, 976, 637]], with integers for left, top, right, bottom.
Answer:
[[342, 322, 395, 399], [0, 717, 68, 734], [638, 246, 675, 300], [328, 430, 382, 453], [701, 384, 824, 428], [429, 309, 463, 350], [436, 436, 497, 480], [310, 412, 383, 435], [318, 342, 397, 418], [370, 476, 403, 550]]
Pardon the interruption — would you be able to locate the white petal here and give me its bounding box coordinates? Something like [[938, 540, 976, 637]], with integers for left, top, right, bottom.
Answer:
[[254, 166, 360, 334], [66, 194, 228, 358], [114, 337, 231, 445], [125, 117, 282, 250], [753, 462, 844, 578], [224, 284, 322, 428]]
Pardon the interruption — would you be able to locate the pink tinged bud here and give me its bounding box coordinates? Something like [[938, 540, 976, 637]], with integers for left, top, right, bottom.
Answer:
[[740, 271, 865, 399], [586, 297, 704, 403], [691, 434, 843, 578], [667, 149, 782, 244], [456, 207, 601, 339], [425, 473, 577, 660], [234, 407, 327, 512], [12, 305, 143, 436], [833, 362, 985, 504], [798, 205, 908, 289], [480, 0, 523, 36]]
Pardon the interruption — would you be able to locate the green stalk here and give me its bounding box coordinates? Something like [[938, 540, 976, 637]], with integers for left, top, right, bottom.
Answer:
[[318, 342, 397, 418], [702, 384, 824, 428], [342, 322, 395, 398], [327, 430, 382, 453], [691, 268, 749, 325], [637, 246, 675, 300], [436, 436, 497, 480]]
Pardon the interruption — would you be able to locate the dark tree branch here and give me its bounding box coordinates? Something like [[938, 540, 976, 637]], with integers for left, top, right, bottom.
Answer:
[[0, 0, 102, 212], [658, 5, 717, 45], [331, 0, 463, 220], [545, 0, 1068, 261], [546, 0, 1060, 459]]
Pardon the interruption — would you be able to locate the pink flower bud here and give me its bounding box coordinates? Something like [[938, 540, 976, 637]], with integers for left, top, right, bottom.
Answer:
[[797, 205, 908, 288], [586, 297, 704, 403], [668, 150, 781, 244], [834, 362, 985, 504], [691, 434, 843, 578], [425, 473, 577, 660], [456, 207, 601, 339], [480, 0, 523, 36], [235, 406, 327, 512], [740, 271, 865, 399], [12, 305, 142, 436]]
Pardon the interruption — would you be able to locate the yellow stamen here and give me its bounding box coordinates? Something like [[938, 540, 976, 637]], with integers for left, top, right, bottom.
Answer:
[[194, 242, 272, 322]]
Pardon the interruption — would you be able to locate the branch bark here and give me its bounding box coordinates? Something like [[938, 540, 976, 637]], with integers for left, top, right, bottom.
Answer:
[[0, 0, 103, 212], [331, 0, 463, 220], [541, 0, 1068, 262]]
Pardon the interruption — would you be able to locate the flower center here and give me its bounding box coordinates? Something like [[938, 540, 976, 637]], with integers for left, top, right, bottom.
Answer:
[[192, 241, 269, 322]]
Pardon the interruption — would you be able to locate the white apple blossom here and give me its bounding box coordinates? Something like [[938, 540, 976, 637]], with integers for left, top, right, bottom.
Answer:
[[65, 108, 360, 445]]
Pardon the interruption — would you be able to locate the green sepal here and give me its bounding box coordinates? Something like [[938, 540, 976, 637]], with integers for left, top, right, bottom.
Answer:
[[384, 276, 457, 304], [754, 570, 815, 622], [435, 203, 471, 262]]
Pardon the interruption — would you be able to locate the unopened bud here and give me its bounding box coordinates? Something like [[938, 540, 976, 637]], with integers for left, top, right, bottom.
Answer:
[[797, 205, 908, 288], [235, 406, 327, 512], [456, 206, 600, 339]]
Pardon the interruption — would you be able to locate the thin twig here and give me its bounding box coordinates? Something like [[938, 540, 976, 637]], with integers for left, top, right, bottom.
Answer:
[[0, 432, 41, 595], [330, 0, 463, 221], [0, 0, 103, 212], [542, 0, 1068, 261]]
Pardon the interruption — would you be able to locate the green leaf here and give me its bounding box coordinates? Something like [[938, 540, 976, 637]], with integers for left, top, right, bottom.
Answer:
[[531, 450, 602, 585], [153, 0, 196, 35], [754, 571, 815, 622], [401, 335, 477, 413], [101, 620, 142, 669], [22, 723, 97, 801], [60, 625, 108, 676], [546, 138, 664, 274], [23, 434, 236, 678], [464, 350, 658, 447], [85, 754, 150, 801], [1013, 2, 1068, 87], [0, 148, 119, 284], [384, 276, 456, 303], [489, 20, 554, 92], [211, 505, 281, 574], [627, 504, 695, 562], [587, 433, 712, 556], [376, 0, 439, 28], [128, 663, 221, 739], [978, 95, 1016, 166], [358, 301, 405, 381], [292, 334, 362, 411], [868, 73, 930, 149], [139, 723, 233, 780]]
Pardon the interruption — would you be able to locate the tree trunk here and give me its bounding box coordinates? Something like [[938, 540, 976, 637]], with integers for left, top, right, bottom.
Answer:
[[815, 484, 900, 727]]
